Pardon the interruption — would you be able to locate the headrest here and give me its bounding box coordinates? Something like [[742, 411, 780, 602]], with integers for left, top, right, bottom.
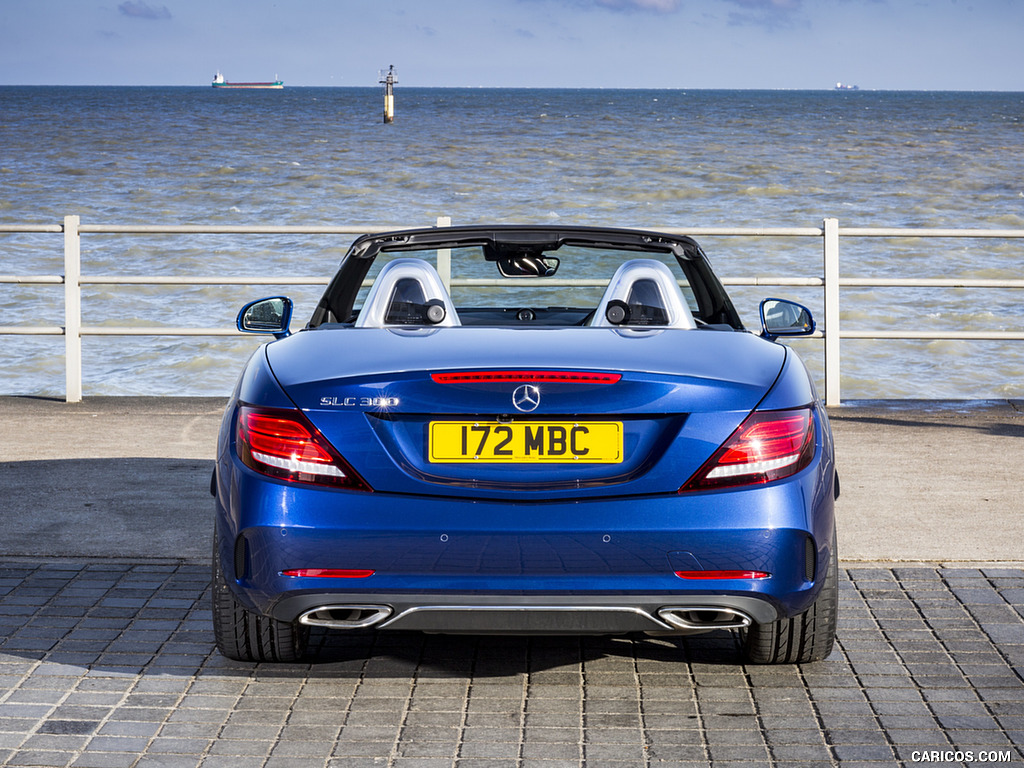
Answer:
[[591, 259, 695, 328], [355, 258, 461, 327]]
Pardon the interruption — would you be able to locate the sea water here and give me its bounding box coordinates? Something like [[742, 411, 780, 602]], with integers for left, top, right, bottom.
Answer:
[[1, 86, 1023, 398]]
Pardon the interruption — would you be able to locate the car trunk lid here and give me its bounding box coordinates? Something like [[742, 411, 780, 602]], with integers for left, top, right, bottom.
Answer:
[[265, 327, 786, 497]]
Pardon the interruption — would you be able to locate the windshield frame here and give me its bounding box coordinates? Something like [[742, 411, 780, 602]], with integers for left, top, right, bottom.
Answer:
[[308, 226, 743, 331]]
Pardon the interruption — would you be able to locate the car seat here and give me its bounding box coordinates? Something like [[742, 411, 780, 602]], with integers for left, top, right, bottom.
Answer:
[[590, 259, 695, 328], [355, 258, 461, 327]]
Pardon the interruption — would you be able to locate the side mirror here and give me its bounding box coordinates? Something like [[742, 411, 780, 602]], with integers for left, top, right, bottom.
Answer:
[[759, 298, 815, 339], [237, 297, 293, 339]]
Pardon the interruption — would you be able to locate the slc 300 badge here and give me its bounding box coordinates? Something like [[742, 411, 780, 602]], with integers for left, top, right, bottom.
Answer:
[[320, 396, 400, 408]]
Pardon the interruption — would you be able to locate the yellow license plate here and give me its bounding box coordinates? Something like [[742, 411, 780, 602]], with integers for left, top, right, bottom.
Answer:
[[429, 421, 623, 464]]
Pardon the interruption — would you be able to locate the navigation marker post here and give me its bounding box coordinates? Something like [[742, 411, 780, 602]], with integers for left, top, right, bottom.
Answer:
[[380, 65, 397, 123]]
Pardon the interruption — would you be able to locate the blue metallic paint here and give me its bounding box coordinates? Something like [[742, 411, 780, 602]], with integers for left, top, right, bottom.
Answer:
[[215, 301, 836, 639], [266, 327, 787, 405], [218, 414, 834, 624]]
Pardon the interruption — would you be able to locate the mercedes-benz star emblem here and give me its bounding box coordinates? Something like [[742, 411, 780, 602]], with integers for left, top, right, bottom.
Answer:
[[511, 384, 541, 413]]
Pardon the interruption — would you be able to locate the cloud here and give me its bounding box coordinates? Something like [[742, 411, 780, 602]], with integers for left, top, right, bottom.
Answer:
[[594, 0, 681, 11], [726, 0, 801, 6], [723, 0, 806, 28], [522, 0, 682, 13], [118, 1, 172, 20]]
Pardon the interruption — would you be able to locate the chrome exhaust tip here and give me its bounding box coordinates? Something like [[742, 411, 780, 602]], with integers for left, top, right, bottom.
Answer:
[[298, 604, 392, 629], [657, 606, 753, 631]]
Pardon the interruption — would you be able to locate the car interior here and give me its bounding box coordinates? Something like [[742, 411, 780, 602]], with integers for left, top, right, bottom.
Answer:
[[352, 257, 698, 330], [308, 234, 745, 331]]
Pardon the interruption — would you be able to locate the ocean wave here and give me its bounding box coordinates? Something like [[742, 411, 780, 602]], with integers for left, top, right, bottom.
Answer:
[[2, 86, 1024, 398]]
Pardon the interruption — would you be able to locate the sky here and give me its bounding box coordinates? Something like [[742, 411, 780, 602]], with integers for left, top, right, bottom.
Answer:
[[1, 0, 1022, 90]]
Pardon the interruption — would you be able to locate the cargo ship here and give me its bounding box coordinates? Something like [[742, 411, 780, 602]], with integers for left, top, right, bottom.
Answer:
[[212, 72, 283, 89]]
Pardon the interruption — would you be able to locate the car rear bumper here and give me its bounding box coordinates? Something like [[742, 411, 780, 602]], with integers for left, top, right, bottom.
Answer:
[[216, 457, 836, 630], [272, 591, 779, 634]]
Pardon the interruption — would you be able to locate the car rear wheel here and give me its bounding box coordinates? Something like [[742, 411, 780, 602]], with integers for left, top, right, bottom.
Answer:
[[211, 532, 308, 663], [741, 532, 838, 664]]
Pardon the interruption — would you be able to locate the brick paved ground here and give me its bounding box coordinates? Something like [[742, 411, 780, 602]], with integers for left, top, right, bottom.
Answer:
[[0, 561, 1021, 768]]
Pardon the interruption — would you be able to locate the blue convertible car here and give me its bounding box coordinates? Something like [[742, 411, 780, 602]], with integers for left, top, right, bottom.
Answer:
[[212, 226, 839, 664]]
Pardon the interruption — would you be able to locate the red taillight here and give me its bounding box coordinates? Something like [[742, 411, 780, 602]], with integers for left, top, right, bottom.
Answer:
[[281, 569, 375, 578], [679, 408, 816, 492], [431, 370, 621, 384], [237, 406, 371, 491], [674, 570, 770, 580]]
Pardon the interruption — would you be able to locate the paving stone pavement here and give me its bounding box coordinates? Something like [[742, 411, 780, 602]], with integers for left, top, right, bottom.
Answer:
[[0, 561, 1021, 768]]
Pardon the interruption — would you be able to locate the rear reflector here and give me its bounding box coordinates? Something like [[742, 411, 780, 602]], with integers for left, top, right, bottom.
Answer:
[[674, 570, 770, 580], [679, 407, 816, 492], [237, 406, 372, 491], [281, 569, 375, 579], [432, 370, 621, 384]]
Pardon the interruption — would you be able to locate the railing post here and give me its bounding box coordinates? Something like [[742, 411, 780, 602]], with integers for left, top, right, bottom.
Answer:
[[435, 215, 452, 292], [63, 215, 83, 403], [822, 217, 841, 407]]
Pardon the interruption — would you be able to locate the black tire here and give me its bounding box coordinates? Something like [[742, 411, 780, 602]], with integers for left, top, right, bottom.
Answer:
[[741, 532, 838, 664], [211, 532, 308, 662]]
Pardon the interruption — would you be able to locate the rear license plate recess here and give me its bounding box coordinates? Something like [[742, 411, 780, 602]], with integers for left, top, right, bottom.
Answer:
[[428, 421, 623, 463]]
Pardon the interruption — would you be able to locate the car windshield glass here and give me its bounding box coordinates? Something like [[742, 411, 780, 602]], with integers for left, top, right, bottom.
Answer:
[[354, 245, 700, 324], [309, 228, 743, 331]]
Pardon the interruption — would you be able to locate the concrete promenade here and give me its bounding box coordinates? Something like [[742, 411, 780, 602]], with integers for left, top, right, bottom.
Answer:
[[0, 396, 1022, 767]]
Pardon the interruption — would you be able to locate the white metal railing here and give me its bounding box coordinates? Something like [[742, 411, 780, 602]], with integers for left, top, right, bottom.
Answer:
[[3, 215, 1024, 405]]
